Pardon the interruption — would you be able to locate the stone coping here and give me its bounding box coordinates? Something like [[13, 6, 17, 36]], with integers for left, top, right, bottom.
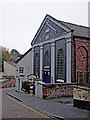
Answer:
[[74, 85, 90, 91], [44, 83, 76, 86]]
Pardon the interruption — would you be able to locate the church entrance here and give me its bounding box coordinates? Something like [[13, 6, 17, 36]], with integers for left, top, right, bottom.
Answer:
[[43, 69, 50, 83]]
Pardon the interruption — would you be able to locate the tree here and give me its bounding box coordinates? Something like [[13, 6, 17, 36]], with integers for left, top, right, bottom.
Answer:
[[0, 46, 21, 62], [0, 46, 13, 62], [10, 49, 20, 61]]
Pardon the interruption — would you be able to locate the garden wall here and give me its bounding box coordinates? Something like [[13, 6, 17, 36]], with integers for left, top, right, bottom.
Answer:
[[0, 79, 15, 88], [43, 83, 76, 99], [73, 85, 90, 110]]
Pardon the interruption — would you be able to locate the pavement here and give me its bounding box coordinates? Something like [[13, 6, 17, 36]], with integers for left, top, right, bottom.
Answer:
[[5, 87, 90, 120]]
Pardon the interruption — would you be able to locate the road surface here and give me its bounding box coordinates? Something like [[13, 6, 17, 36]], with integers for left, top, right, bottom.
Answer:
[[2, 88, 46, 119]]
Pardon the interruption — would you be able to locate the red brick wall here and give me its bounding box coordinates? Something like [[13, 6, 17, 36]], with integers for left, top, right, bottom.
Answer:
[[71, 36, 76, 82], [71, 36, 90, 83], [43, 83, 75, 99], [0, 79, 16, 88]]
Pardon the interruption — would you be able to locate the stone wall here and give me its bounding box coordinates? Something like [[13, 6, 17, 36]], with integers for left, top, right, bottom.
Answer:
[[43, 83, 76, 99], [73, 86, 90, 110]]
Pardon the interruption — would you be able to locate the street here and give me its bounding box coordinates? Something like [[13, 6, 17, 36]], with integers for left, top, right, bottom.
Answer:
[[2, 88, 47, 119], [1, 87, 89, 120]]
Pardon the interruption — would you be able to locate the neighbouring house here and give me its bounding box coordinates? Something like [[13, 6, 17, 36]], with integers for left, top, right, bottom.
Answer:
[[0, 60, 16, 79], [16, 48, 32, 91], [31, 14, 90, 84], [0, 61, 3, 79]]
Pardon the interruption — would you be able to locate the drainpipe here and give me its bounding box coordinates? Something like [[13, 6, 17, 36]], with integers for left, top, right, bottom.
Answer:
[[71, 29, 76, 82], [73, 35, 76, 82]]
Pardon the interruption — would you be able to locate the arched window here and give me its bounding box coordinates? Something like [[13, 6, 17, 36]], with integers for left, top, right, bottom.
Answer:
[[44, 51, 50, 67], [57, 49, 64, 80], [35, 53, 39, 78]]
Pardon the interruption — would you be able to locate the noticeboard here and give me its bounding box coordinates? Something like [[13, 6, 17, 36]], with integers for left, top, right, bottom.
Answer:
[[28, 74, 36, 82]]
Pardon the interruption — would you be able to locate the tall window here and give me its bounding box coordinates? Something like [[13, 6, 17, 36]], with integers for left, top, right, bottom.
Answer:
[[44, 51, 49, 67], [35, 53, 39, 78], [57, 49, 64, 80]]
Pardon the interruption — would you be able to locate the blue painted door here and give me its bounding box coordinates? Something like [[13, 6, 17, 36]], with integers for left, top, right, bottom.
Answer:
[[43, 71, 50, 83]]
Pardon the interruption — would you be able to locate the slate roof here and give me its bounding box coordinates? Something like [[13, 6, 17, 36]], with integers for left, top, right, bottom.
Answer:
[[6, 61, 16, 67], [48, 14, 90, 38], [60, 21, 89, 38], [31, 15, 90, 45], [16, 48, 32, 63]]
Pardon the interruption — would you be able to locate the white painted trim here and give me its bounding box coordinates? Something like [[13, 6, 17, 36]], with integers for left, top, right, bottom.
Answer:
[[20, 77, 22, 91], [51, 42, 55, 83], [40, 46, 43, 79], [48, 16, 70, 32], [47, 23, 56, 33], [32, 18, 47, 45], [66, 37, 71, 43], [16, 77, 18, 91], [35, 80, 38, 97], [66, 37, 71, 83], [32, 32, 71, 48], [38, 81, 46, 85], [32, 15, 70, 45], [32, 48, 34, 74], [56, 79, 64, 83], [40, 46, 43, 50], [51, 42, 55, 47]]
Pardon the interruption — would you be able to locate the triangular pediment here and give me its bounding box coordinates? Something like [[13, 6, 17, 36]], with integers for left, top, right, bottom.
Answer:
[[31, 15, 70, 45]]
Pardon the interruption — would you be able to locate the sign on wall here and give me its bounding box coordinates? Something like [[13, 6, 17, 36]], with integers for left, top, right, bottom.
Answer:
[[28, 74, 36, 82]]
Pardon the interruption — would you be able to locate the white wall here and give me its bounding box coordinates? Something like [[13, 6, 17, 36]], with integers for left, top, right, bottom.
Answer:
[[3, 61, 16, 77], [0, 72, 3, 79], [16, 50, 32, 81]]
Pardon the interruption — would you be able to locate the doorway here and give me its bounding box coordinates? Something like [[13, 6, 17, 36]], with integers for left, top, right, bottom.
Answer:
[[43, 71, 50, 83]]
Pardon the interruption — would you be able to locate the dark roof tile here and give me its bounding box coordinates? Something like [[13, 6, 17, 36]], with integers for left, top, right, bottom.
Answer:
[[47, 14, 90, 38]]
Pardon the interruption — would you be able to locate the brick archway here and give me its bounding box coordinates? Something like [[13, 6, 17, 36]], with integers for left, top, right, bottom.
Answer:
[[76, 46, 88, 72]]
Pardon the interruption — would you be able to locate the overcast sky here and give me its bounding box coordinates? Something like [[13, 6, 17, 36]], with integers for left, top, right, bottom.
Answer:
[[0, 0, 89, 54]]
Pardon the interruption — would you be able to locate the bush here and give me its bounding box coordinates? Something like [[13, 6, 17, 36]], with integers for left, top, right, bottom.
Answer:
[[3, 76, 15, 79]]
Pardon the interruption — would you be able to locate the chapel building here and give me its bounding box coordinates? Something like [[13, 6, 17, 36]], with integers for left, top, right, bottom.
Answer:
[[31, 14, 90, 84]]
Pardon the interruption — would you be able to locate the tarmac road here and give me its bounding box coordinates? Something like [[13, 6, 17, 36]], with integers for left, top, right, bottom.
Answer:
[[2, 88, 47, 119]]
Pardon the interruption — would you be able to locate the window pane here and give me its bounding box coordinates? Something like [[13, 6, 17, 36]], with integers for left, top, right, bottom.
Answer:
[[44, 51, 49, 66], [57, 49, 64, 80], [19, 67, 23, 73]]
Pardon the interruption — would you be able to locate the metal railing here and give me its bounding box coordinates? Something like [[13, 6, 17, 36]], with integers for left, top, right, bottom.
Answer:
[[22, 81, 35, 94], [77, 71, 90, 87]]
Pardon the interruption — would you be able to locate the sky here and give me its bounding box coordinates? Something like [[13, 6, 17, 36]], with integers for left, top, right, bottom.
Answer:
[[0, 0, 89, 54]]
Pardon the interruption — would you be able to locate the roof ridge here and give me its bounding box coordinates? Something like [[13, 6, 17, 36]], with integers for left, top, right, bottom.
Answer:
[[60, 20, 89, 29], [16, 48, 32, 63], [47, 14, 89, 29], [31, 14, 90, 45], [5, 60, 16, 67]]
